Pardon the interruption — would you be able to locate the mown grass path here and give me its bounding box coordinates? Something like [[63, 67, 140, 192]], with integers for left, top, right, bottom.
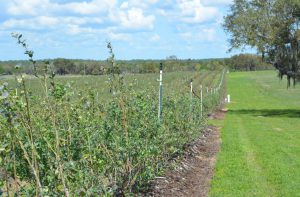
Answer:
[[210, 71, 300, 197]]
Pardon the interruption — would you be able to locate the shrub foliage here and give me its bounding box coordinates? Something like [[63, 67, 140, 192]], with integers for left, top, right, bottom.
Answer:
[[0, 34, 226, 196]]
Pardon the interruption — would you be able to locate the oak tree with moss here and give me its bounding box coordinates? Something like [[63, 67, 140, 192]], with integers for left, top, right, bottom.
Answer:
[[224, 0, 300, 86]]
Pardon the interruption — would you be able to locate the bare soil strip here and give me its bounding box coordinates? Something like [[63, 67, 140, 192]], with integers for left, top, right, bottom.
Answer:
[[150, 111, 223, 197]]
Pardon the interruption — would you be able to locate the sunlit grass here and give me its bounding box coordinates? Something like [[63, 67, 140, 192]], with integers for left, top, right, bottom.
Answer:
[[210, 71, 300, 197]]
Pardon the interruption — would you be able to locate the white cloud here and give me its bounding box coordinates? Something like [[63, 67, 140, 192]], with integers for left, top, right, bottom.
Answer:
[[157, 9, 167, 16], [201, 0, 233, 6], [0, 0, 232, 60], [196, 28, 216, 41], [5, 0, 155, 31], [177, 0, 219, 24], [180, 27, 217, 42], [7, 0, 51, 16], [2, 17, 57, 30], [150, 34, 160, 41], [115, 0, 157, 30], [126, 0, 159, 9], [111, 8, 155, 29], [7, 0, 116, 16], [120, 2, 129, 9], [1, 16, 102, 30], [66, 25, 102, 35], [156, 0, 220, 24], [108, 32, 131, 41], [62, 0, 116, 15]]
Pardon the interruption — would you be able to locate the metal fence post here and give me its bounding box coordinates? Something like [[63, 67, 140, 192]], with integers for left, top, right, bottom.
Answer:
[[158, 63, 163, 120]]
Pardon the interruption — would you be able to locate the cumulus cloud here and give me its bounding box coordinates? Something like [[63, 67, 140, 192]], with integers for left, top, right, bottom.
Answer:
[[201, 0, 233, 6], [0, 0, 233, 60], [125, 0, 159, 9], [62, 0, 116, 15], [120, 2, 129, 9], [156, 0, 220, 24], [1, 16, 102, 31], [6, 0, 115, 16], [7, 0, 51, 16], [177, 0, 219, 24], [108, 32, 131, 41], [2, 17, 57, 30], [111, 7, 155, 29], [180, 25, 217, 42], [4, 0, 155, 31], [67, 25, 98, 35]]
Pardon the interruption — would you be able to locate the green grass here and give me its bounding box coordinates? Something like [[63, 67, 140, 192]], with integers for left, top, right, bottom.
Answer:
[[210, 71, 300, 197]]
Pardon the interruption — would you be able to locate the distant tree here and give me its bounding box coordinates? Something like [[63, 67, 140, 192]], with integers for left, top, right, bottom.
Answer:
[[195, 63, 202, 71], [53, 58, 76, 75], [210, 61, 223, 71], [140, 62, 157, 73], [90, 63, 104, 75], [228, 54, 273, 71], [0, 65, 4, 74], [224, 0, 300, 86]]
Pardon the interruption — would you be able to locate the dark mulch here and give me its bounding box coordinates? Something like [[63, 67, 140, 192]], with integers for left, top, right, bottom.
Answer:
[[148, 109, 226, 197]]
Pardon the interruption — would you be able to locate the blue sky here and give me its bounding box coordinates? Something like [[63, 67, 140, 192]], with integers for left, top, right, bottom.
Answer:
[[0, 0, 249, 60]]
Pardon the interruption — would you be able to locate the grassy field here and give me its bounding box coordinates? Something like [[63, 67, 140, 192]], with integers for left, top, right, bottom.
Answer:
[[210, 71, 300, 197]]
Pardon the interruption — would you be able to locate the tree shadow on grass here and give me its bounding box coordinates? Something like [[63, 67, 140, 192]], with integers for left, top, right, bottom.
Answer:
[[229, 109, 300, 118]]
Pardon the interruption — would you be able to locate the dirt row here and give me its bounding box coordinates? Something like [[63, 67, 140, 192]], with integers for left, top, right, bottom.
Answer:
[[149, 122, 222, 197]]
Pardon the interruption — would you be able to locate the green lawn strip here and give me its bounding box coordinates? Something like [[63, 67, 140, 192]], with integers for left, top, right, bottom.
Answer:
[[210, 71, 300, 197]]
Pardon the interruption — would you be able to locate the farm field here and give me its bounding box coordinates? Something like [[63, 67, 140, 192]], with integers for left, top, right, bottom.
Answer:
[[0, 70, 220, 101], [0, 68, 225, 196], [210, 71, 300, 197], [0, 0, 299, 196]]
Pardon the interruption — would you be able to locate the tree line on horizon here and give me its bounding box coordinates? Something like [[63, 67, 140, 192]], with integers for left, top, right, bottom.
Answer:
[[0, 54, 272, 76]]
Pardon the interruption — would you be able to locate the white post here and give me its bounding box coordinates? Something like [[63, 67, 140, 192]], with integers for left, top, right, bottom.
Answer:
[[200, 84, 203, 117], [227, 94, 231, 103], [158, 63, 163, 120], [190, 79, 193, 117]]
